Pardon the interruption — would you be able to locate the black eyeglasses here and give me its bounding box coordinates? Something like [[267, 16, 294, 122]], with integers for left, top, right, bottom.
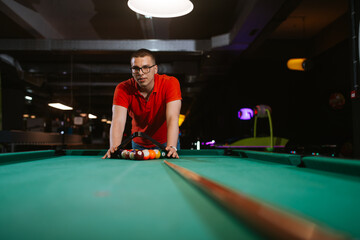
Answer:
[[130, 65, 156, 74]]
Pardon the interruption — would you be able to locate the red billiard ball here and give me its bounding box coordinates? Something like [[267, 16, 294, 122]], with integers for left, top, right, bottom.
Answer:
[[123, 150, 130, 159], [135, 150, 144, 160]]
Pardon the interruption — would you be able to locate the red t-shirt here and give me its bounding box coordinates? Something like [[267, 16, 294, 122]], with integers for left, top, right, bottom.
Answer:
[[113, 74, 182, 147]]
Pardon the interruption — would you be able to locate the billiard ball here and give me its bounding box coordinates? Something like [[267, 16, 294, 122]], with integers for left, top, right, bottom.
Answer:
[[129, 150, 136, 160], [148, 149, 156, 160], [142, 150, 149, 160], [124, 150, 130, 159], [121, 150, 128, 159], [135, 150, 144, 160], [153, 149, 161, 159], [160, 151, 166, 158]]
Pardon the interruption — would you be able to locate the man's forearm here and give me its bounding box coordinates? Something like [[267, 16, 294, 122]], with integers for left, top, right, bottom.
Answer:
[[167, 119, 179, 147], [109, 105, 128, 149], [109, 123, 124, 148], [103, 105, 128, 159]]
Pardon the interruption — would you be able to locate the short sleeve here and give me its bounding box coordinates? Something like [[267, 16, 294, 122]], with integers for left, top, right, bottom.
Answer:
[[165, 77, 182, 103], [113, 82, 130, 108]]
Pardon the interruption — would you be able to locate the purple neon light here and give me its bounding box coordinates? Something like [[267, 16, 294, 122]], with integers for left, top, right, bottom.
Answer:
[[205, 140, 216, 146], [238, 108, 254, 120], [216, 145, 284, 148]]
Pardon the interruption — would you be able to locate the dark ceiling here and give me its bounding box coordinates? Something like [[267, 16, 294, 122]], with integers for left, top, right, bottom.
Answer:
[[0, 0, 350, 134]]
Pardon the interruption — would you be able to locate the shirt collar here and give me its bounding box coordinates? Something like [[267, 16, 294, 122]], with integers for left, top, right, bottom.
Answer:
[[133, 73, 159, 94]]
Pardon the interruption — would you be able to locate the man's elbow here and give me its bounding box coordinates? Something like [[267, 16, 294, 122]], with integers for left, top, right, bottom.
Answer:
[[168, 117, 179, 127]]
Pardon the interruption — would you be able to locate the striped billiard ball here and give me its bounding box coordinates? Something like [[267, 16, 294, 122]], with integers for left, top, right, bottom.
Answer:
[[142, 150, 150, 160], [129, 150, 136, 160], [153, 149, 161, 159], [121, 150, 128, 159]]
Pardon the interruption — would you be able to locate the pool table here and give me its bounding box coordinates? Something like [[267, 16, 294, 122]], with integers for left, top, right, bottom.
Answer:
[[0, 149, 359, 239]]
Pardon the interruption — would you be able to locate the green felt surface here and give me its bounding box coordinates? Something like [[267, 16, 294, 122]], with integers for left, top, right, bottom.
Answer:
[[0, 153, 261, 240], [173, 153, 360, 238], [0, 149, 359, 239]]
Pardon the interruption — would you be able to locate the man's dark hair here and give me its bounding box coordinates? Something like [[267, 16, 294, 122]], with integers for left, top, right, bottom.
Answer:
[[130, 49, 156, 64]]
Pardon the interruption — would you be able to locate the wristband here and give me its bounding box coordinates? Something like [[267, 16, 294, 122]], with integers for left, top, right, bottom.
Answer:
[[169, 146, 177, 151]]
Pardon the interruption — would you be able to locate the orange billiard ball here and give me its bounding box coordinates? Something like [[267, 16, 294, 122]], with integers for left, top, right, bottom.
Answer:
[[148, 149, 156, 160]]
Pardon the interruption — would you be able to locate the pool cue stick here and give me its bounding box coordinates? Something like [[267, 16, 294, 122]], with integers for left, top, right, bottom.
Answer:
[[134, 132, 167, 151], [110, 132, 167, 158], [164, 160, 348, 240]]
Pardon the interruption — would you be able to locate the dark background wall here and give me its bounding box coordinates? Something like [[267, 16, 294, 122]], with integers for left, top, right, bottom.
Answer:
[[0, 64, 24, 131], [181, 39, 353, 152]]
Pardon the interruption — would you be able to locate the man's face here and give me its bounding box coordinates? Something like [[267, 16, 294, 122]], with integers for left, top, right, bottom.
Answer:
[[131, 56, 157, 89]]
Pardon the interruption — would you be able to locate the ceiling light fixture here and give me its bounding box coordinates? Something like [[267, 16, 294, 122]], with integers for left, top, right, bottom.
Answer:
[[48, 103, 73, 110], [127, 0, 193, 18], [88, 114, 97, 119]]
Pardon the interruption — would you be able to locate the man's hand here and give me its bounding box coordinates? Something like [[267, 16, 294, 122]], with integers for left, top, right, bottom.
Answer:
[[102, 146, 118, 159], [165, 146, 179, 159]]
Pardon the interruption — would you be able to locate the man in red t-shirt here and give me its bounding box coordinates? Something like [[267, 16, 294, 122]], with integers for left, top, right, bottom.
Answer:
[[103, 49, 182, 159]]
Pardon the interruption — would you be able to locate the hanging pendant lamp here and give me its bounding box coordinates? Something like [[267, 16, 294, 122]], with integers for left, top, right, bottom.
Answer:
[[128, 0, 194, 18]]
